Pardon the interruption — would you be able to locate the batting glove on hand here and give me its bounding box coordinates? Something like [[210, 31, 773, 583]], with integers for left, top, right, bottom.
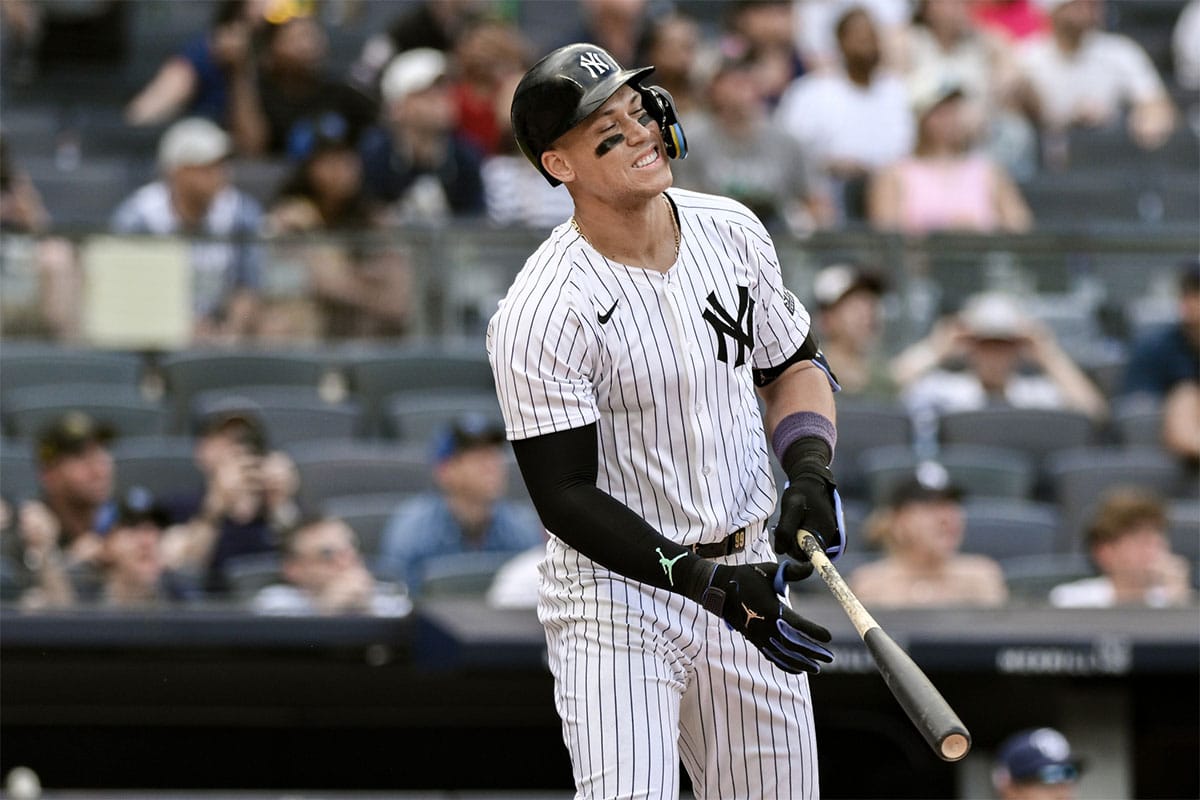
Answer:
[[773, 439, 844, 563], [687, 560, 833, 675]]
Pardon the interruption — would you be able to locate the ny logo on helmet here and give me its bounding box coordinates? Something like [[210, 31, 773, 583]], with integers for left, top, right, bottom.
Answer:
[[579, 51, 612, 79]]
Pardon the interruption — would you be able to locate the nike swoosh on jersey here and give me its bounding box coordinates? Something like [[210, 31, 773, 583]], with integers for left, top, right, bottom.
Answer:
[[597, 299, 619, 324]]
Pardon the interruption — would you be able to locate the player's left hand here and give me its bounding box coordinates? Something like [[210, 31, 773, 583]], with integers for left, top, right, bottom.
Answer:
[[772, 440, 844, 563]]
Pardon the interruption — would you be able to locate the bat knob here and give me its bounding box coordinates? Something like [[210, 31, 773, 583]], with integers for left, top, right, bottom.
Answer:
[[940, 732, 971, 762]]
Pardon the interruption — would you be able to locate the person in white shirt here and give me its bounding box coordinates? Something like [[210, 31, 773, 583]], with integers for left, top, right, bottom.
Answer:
[[1016, 0, 1176, 150], [776, 6, 914, 221], [1050, 487, 1192, 608]]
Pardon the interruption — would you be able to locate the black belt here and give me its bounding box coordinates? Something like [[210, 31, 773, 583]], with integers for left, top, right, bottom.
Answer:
[[689, 527, 747, 558]]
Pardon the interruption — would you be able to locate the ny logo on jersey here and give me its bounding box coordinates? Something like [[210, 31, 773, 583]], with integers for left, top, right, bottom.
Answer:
[[702, 285, 755, 366], [578, 51, 612, 79]]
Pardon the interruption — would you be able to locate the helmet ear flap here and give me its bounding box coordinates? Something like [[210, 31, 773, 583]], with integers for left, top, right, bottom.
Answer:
[[638, 84, 688, 160]]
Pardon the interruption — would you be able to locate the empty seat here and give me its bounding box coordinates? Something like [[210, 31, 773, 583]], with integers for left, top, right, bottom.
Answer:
[[0, 440, 39, 503], [0, 349, 145, 402], [190, 387, 361, 447], [1047, 446, 1187, 551], [1000, 553, 1095, 603], [829, 400, 913, 501], [385, 390, 503, 443], [1112, 400, 1164, 448], [110, 436, 204, 501], [160, 350, 332, 430], [418, 551, 518, 599], [224, 552, 284, 602], [861, 443, 1035, 506], [289, 441, 434, 510], [3, 383, 166, 440], [961, 498, 1062, 561]]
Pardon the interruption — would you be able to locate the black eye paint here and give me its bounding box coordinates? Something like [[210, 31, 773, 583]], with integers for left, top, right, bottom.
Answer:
[[595, 132, 624, 157]]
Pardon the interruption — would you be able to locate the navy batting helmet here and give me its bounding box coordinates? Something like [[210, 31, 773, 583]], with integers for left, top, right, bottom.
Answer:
[[511, 43, 687, 186]]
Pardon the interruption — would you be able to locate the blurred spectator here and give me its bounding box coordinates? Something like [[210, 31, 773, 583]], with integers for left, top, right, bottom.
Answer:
[[1123, 260, 1200, 466], [896, 0, 1039, 178], [1175, 0, 1200, 93], [848, 465, 1009, 608], [124, 0, 267, 127], [0, 0, 126, 82], [349, 0, 483, 95], [0, 497, 24, 602], [228, 12, 376, 156], [971, 0, 1050, 44], [563, 0, 650, 68], [449, 18, 529, 157], [797, 0, 912, 72], [162, 409, 299, 597], [867, 80, 1032, 234], [85, 487, 200, 609], [9, 412, 117, 609], [480, 71, 575, 228], [360, 48, 485, 223], [1050, 487, 1192, 608], [895, 291, 1108, 422], [635, 12, 703, 119], [671, 53, 833, 235], [111, 118, 264, 343], [1016, 0, 1176, 153], [811, 263, 897, 399], [776, 7, 914, 222], [992, 727, 1082, 800], [253, 515, 411, 616], [722, 0, 807, 108], [0, 136, 80, 340], [265, 111, 412, 339], [375, 414, 543, 596]]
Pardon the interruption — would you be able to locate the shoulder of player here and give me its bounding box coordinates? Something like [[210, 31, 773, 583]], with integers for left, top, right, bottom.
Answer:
[[668, 188, 771, 241], [492, 226, 603, 324]]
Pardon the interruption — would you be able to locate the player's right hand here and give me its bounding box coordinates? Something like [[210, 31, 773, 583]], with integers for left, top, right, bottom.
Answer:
[[690, 560, 833, 675]]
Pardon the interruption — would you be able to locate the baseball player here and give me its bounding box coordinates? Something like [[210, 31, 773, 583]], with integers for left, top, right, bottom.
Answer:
[[487, 43, 845, 799]]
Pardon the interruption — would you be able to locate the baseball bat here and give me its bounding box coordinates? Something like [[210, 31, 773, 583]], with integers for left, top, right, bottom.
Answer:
[[797, 530, 971, 762]]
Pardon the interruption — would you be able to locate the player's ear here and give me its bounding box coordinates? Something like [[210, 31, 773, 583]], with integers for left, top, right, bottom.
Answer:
[[542, 148, 575, 184]]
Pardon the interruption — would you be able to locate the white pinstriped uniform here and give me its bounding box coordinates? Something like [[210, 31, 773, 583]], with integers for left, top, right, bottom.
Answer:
[[487, 188, 820, 799]]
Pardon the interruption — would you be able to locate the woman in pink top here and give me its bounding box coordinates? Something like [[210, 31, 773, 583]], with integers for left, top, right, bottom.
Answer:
[[868, 80, 1032, 234]]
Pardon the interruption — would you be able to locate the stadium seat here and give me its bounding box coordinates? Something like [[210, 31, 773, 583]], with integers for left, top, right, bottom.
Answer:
[[1047, 446, 1188, 551], [3, 383, 167, 440], [418, 551, 518, 599], [0, 440, 39, 504], [1112, 399, 1164, 448], [385, 389, 503, 443], [224, 553, 284, 602], [110, 436, 205, 501], [828, 400, 914, 501], [343, 346, 495, 435], [190, 387, 362, 447], [961, 498, 1062, 561], [1000, 553, 1095, 604], [321, 492, 418, 563], [0, 349, 145, 403], [289, 441, 434, 510], [1166, 500, 1200, 567], [159, 350, 333, 431], [860, 443, 1035, 506]]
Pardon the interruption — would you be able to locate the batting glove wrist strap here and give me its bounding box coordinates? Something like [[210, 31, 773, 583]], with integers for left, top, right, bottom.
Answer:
[[774, 437, 845, 561]]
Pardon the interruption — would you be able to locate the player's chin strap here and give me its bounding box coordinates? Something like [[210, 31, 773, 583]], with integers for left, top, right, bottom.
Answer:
[[639, 84, 688, 160]]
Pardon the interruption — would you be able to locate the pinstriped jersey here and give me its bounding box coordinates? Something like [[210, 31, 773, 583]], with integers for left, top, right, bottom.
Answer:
[[487, 187, 812, 546]]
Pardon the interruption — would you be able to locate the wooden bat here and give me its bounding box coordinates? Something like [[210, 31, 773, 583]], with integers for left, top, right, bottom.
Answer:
[[798, 530, 972, 762]]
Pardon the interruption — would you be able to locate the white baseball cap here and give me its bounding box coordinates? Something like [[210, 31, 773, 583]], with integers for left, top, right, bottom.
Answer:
[[959, 291, 1027, 340], [813, 264, 885, 309], [381, 48, 447, 105], [157, 117, 231, 170]]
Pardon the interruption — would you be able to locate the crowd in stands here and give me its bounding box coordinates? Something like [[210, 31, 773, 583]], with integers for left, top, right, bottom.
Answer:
[[0, 1, 1197, 615]]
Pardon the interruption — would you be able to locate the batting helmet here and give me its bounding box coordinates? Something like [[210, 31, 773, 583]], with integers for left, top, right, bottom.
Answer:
[[511, 43, 687, 186]]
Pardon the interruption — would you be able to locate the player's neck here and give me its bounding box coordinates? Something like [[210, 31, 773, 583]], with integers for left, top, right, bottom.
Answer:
[[571, 193, 679, 272]]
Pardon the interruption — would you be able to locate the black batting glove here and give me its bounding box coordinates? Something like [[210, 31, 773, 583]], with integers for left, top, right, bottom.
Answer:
[[772, 437, 843, 563], [685, 560, 833, 675]]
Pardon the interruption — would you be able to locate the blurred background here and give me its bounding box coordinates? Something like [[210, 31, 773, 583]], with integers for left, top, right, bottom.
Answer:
[[0, 0, 1197, 798]]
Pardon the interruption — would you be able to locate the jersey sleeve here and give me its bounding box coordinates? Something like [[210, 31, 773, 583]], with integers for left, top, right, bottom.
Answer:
[[487, 274, 600, 440], [743, 219, 812, 374]]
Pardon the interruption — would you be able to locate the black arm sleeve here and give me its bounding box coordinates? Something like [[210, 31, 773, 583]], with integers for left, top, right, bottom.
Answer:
[[511, 423, 709, 596]]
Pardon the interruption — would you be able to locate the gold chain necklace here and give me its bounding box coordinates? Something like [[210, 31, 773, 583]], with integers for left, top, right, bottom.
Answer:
[[571, 195, 680, 262]]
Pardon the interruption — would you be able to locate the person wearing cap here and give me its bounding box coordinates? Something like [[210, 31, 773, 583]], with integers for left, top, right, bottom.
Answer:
[[866, 75, 1032, 235], [91, 487, 200, 609], [265, 110, 412, 339], [1015, 0, 1175, 151], [359, 46, 485, 223], [253, 515, 411, 616], [849, 464, 1008, 608], [992, 727, 1083, 799], [1122, 259, 1200, 466], [895, 290, 1108, 423], [669, 51, 834, 235], [1049, 486, 1191, 608], [812, 263, 897, 398], [161, 408, 299, 596], [375, 414, 541, 597], [110, 116, 264, 343]]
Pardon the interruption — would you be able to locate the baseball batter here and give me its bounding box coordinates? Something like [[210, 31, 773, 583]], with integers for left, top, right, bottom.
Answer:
[[487, 43, 845, 800]]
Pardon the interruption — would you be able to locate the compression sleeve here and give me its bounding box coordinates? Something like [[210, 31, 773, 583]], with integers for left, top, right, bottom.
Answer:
[[511, 423, 710, 595]]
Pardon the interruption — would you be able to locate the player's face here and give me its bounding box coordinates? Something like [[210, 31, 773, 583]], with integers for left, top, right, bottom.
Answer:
[[548, 85, 672, 200]]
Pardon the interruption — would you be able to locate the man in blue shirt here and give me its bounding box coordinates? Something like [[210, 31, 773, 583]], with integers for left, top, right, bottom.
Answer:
[[376, 414, 542, 596]]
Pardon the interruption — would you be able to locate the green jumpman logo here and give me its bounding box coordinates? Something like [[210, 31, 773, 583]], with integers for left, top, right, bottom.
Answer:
[[656, 548, 687, 586]]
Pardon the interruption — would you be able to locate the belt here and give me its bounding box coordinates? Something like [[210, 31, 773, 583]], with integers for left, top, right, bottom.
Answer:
[[688, 527, 747, 558]]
